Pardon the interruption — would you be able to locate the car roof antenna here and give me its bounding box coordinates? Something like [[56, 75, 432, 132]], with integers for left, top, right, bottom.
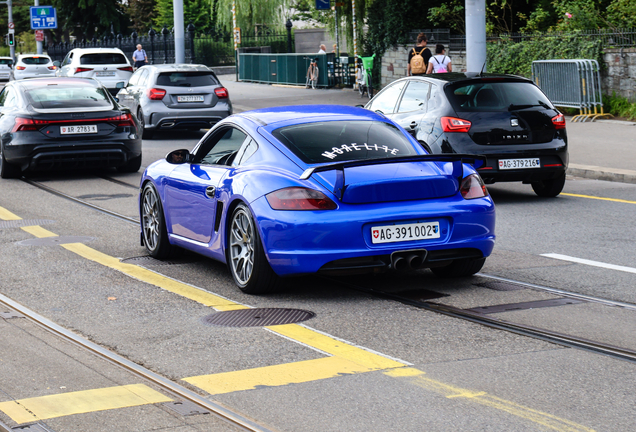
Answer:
[[479, 60, 487, 77]]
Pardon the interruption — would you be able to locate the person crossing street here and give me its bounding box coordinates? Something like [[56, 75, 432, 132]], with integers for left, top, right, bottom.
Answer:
[[132, 44, 148, 70]]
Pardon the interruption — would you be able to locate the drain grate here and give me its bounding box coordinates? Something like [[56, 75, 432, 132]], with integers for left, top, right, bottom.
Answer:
[[17, 236, 95, 246], [120, 256, 198, 266], [465, 298, 586, 315], [164, 401, 210, 416], [202, 308, 315, 327], [474, 281, 527, 291], [0, 219, 55, 230]]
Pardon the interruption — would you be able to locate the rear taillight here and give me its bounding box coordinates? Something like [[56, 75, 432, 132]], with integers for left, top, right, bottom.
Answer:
[[74, 67, 93, 74], [552, 113, 566, 130], [15, 66, 25, 70], [147, 88, 166, 100], [441, 117, 472, 133], [118, 66, 133, 72], [214, 87, 229, 99], [12, 117, 39, 132], [12, 114, 136, 132], [47, 65, 56, 70], [109, 113, 136, 127], [266, 187, 337, 210], [460, 174, 488, 199]]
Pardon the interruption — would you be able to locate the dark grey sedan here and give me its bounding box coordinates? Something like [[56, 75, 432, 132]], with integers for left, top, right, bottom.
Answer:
[[115, 64, 232, 139]]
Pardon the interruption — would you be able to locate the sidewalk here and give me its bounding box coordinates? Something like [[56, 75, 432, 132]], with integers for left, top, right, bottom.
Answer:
[[219, 75, 636, 185]]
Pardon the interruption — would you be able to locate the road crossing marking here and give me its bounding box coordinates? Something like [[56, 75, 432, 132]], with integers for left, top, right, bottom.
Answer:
[[542, 253, 636, 275], [561, 193, 636, 205], [0, 384, 171, 424]]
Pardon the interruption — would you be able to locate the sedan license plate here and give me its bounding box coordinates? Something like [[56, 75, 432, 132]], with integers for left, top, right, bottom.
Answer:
[[177, 95, 204, 103], [498, 158, 540, 170], [96, 71, 115, 77], [60, 125, 98, 135], [371, 222, 440, 244]]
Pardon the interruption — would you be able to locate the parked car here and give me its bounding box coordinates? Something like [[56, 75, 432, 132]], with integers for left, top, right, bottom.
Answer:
[[11, 54, 56, 80], [0, 77, 141, 178], [139, 105, 495, 294], [55, 48, 133, 95], [364, 73, 569, 197], [116, 64, 232, 139], [0, 57, 13, 81]]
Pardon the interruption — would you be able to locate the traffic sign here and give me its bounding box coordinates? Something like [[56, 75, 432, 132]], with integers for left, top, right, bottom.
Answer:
[[30, 6, 57, 30], [316, 0, 330, 10], [35, 30, 44, 42], [8, 22, 14, 29]]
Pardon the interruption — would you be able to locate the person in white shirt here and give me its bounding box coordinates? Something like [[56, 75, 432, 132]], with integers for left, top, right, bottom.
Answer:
[[426, 44, 452, 74], [318, 44, 326, 54]]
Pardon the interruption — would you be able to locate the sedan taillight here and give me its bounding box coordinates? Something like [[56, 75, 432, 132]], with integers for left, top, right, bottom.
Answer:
[[75, 67, 93, 74], [460, 174, 488, 199], [266, 187, 337, 210], [118, 66, 134, 72], [12, 117, 39, 132], [552, 113, 566, 130], [15, 66, 25, 70], [214, 87, 229, 99], [147, 88, 166, 100], [441, 117, 472, 133], [47, 65, 56, 70]]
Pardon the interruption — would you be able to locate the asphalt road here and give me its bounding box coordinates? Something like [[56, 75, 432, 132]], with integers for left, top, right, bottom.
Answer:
[[1, 78, 636, 432]]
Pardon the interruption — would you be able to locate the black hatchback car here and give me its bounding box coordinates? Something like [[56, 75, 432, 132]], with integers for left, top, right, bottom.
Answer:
[[0, 77, 141, 178], [365, 73, 568, 197]]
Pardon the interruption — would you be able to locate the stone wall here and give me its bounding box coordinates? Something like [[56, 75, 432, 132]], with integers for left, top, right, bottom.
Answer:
[[380, 45, 466, 87], [294, 28, 349, 55]]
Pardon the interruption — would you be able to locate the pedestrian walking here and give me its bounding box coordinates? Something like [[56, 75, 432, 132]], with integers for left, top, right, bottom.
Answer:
[[407, 33, 431, 76], [132, 44, 148, 70], [426, 44, 452, 74]]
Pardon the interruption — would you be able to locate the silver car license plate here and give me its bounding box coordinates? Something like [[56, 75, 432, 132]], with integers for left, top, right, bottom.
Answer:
[[60, 125, 98, 135], [177, 95, 204, 103], [96, 71, 115, 77]]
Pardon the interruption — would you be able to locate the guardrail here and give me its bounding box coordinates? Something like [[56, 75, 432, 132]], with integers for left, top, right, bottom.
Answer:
[[531, 59, 612, 122]]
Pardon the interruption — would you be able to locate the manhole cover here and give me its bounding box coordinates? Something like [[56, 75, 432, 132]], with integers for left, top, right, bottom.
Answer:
[[0, 219, 55, 230], [120, 256, 198, 265], [202, 308, 315, 327], [474, 281, 527, 291], [17, 236, 95, 246]]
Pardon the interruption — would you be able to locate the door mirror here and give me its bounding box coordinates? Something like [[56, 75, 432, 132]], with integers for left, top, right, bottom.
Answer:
[[52, 60, 61, 68], [166, 149, 191, 164], [116, 81, 126, 89]]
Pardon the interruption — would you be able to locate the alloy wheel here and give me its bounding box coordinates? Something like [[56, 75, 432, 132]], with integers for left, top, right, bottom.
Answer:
[[142, 186, 160, 252], [229, 207, 255, 286]]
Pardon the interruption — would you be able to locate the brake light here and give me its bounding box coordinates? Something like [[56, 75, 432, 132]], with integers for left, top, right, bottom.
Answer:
[[47, 65, 56, 70], [460, 174, 488, 199], [74, 67, 93, 74], [12, 114, 136, 131], [266, 187, 337, 210], [214, 87, 229, 99], [109, 113, 136, 127], [441, 117, 472, 133], [552, 113, 566, 130], [118, 66, 133, 72], [15, 66, 25, 70], [12, 117, 39, 132], [147, 88, 166, 100]]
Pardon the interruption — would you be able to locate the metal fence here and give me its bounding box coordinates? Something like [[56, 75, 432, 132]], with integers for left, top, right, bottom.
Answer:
[[238, 53, 337, 87], [532, 59, 612, 122]]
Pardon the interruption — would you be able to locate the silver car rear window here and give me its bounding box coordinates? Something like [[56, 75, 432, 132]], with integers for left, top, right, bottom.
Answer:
[[21, 57, 50, 65], [25, 85, 112, 109], [80, 53, 128, 65], [156, 72, 218, 87]]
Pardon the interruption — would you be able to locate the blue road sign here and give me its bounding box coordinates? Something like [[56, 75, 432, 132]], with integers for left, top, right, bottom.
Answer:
[[316, 0, 330, 10], [30, 6, 57, 30]]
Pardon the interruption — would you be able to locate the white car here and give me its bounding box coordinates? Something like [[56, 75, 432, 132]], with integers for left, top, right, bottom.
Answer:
[[55, 47, 133, 94], [12, 54, 56, 80], [0, 56, 13, 81]]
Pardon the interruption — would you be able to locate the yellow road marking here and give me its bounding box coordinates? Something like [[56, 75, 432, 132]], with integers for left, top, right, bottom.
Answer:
[[561, 193, 636, 205], [0, 384, 171, 424], [0, 207, 21, 220], [21, 225, 58, 238]]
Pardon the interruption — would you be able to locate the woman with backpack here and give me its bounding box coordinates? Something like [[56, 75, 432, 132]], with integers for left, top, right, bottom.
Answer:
[[427, 44, 452, 74], [407, 33, 432, 76]]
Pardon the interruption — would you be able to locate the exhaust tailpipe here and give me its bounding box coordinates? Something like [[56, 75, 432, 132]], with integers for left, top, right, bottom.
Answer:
[[407, 253, 424, 269], [161, 122, 176, 128]]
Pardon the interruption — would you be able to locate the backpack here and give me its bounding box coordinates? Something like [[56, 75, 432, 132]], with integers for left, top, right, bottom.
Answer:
[[410, 48, 427, 74], [433, 56, 448, 73]]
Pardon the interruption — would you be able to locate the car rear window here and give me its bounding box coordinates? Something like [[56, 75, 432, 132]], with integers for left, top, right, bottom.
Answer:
[[80, 53, 128, 65], [156, 72, 218, 87], [0, 58, 13, 65], [24, 85, 112, 109], [272, 120, 417, 163], [21, 57, 50, 65], [446, 81, 553, 112]]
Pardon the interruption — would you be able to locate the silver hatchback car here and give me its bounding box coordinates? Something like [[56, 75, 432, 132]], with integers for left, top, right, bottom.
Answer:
[[115, 64, 232, 139]]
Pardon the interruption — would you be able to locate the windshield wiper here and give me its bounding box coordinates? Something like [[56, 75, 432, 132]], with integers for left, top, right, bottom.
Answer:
[[508, 100, 551, 111]]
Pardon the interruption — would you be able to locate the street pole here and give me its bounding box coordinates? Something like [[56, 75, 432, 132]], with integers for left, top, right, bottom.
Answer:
[[7, 0, 14, 59], [34, 0, 42, 54], [173, 0, 184, 63], [352, 0, 358, 86], [465, 0, 486, 72]]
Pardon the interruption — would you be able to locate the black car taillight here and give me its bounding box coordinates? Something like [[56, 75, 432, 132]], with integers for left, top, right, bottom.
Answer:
[[214, 87, 229, 99], [441, 117, 472, 133], [12, 117, 39, 132], [266, 187, 337, 210], [552, 113, 566, 130], [148, 88, 166, 100], [460, 174, 488, 199]]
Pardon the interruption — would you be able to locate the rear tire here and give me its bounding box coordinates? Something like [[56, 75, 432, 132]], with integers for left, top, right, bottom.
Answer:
[[531, 172, 566, 197], [0, 147, 21, 179], [430, 257, 486, 278], [117, 154, 142, 173], [141, 183, 176, 259], [138, 108, 153, 139]]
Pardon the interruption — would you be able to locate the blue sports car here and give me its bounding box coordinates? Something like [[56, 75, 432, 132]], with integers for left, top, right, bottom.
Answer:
[[139, 105, 496, 294]]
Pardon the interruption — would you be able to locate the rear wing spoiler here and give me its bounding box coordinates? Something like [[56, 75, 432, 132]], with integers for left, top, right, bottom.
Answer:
[[299, 154, 487, 200]]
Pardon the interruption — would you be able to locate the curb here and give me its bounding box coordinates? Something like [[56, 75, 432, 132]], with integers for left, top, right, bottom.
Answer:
[[567, 164, 636, 184]]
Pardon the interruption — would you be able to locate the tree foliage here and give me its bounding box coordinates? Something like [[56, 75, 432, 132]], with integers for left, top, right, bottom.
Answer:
[[212, 0, 293, 34], [52, 0, 129, 39], [154, 0, 213, 32], [126, 0, 157, 33]]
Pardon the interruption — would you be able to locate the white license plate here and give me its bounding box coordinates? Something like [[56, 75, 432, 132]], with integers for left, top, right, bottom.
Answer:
[[498, 158, 540, 170], [177, 95, 204, 103], [371, 222, 440, 244], [60, 125, 98, 135], [96, 71, 115, 77]]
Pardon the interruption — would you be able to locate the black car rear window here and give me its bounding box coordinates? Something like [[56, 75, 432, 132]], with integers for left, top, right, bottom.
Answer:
[[156, 72, 218, 87], [24, 85, 112, 109], [21, 57, 50, 65], [446, 81, 553, 112], [272, 120, 416, 163], [80, 53, 128, 65]]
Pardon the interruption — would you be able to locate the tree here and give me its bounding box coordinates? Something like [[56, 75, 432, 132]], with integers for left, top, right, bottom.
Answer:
[[52, 0, 130, 39], [126, 0, 157, 33], [212, 0, 293, 34], [154, 0, 214, 33]]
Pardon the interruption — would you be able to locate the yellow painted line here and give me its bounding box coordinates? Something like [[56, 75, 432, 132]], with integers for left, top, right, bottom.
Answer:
[[0, 384, 172, 424], [385, 368, 595, 432], [21, 225, 58, 238], [561, 193, 636, 205], [0, 207, 22, 220], [184, 356, 372, 395]]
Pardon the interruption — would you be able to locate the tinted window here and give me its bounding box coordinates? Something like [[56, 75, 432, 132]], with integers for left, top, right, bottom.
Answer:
[[367, 81, 405, 114], [197, 128, 248, 165], [446, 81, 553, 112], [156, 72, 218, 87], [80, 53, 128, 65], [25, 85, 112, 109], [0, 58, 13, 65], [398, 81, 430, 113], [21, 57, 50, 65], [272, 121, 417, 163]]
